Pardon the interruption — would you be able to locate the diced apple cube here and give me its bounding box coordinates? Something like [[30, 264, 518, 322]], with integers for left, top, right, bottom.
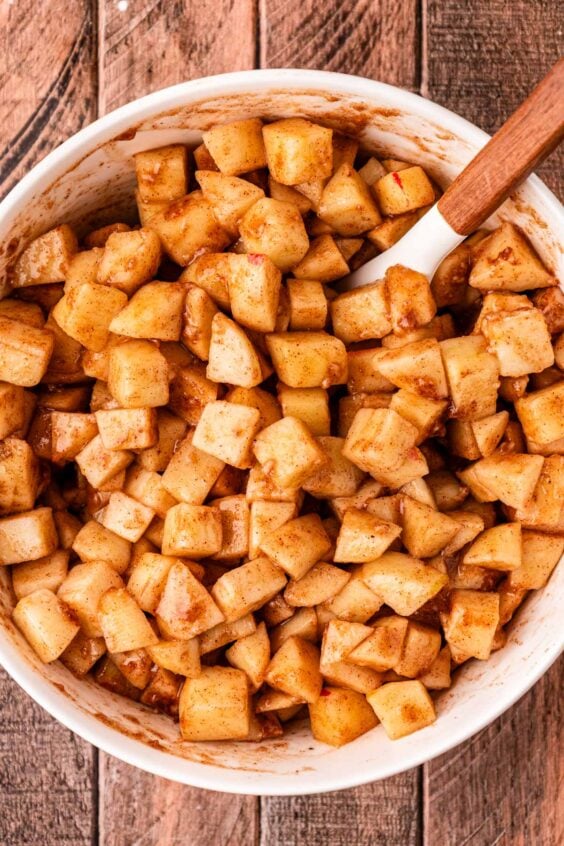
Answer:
[[127, 552, 176, 614], [277, 386, 330, 436], [196, 170, 265, 236], [207, 313, 265, 388], [284, 562, 349, 607], [400, 496, 459, 557], [162, 503, 222, 558], [394, 621, 441, 678], [286, 278, 327, 331], [156, 560, 224, 639], [99, 491, 155, 543], [0, 438, 38, 515], [458, 453, 544, 510], [58, 561, 124, 637], [512, 456, 564, 533], [226, 253, 281, 333], [212, 495, 250, 560], [192, 400, 261, 469], [265, 636, 322, 703], [318, 164, 381, 235], [481, 307, 554, 377], [123, 466, 176, 520], [108, 340, 169, 408], [506, 530, 564, 591], [359, 552, 448, 616], [147, 637, 201, 678], [97, 229, 162, 295], [240, 198, 309, 272], [266, 331, 347, 389], [181, 283, 218, 360], [198, 614, 256, 655], [211, 556, 287, 621], [378, 339, 449, 400], [72, 520, 131, 574], [203, 118, 267, 175], [293, 234, 349, 283], [147, 193, 230, 266], [75, 434, 133, 489], [0, 316, 54, 387], [303, 436, 363, 499], [270, 607, 318, 653], [161, 433, 224, 505], [462, 522, 522, 571], [334, 508, 401, 563], [385, 265, 436, 334], [13, 589, 79, 662], [321, 572, 383, 623], [60, 630, 107, 677], [263, 118, 333, 185], [515, 382, 564, 454], [469, 222, 555, 291], [440, 335, 500, 419], [367, 680, 436, 739], [309, 687, 378, 747], [11, 225, 77, 287], [441, 589, 500, 660], [349, 616, 408, 672], [11, 550, 70, 600], [374, 166, 435, 215], [137, 410, 187, 472], [0, 508, 58, 566], [331, 282, 391, 344], [253, 416, 327, 489], [342, 408, 419, 479], [135, 145, 188, 204], [179, 666, 250, 740], [109, 281, 185, 341], [225, 621, 270, 691]]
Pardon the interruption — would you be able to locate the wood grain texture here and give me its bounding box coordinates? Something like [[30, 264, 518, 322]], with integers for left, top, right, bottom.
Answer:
[[0, 5, 98, 843], [423, 0, 564, 198], [424, 4, 563, 843], [0, 0, 97, 198], [0, 667, 97, 846], [259, 0, 420, 89], [99, 754, 258, 846], [424, 658, 563, 846], [98, 0, 258, 114], [261, 772, 421, 845]]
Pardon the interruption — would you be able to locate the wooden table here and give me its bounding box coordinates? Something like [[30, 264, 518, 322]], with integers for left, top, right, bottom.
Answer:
[[0, 2, 562, 844]]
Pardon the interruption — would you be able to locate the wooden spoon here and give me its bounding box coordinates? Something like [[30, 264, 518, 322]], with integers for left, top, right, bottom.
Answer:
[[341, 58, 564, 291]]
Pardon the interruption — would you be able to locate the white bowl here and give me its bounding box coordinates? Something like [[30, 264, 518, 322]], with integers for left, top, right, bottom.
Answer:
[[0, 69, 562, 796]]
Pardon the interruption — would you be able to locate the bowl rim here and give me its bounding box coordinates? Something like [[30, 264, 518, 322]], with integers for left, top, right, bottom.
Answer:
[[0, 67, 562, 796]]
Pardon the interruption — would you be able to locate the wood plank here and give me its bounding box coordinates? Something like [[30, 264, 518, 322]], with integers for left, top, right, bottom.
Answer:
[[98, 0, 258, 114], [0, 668, 97, 846], [424, 658, 563, 846], [0, 4, 98, 844], [259, 0, 420, 90], [424, 5, 562, 842], [261, 772, 421, 846], [423, 0, 563, 198], [99, 754, 258, 846], [0, 0, 97, 198], [258, 2, 423, 841], [97, 4, 259, 844]]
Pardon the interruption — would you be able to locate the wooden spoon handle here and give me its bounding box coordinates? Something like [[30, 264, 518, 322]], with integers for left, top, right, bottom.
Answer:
[[438, 58, 564, 236]]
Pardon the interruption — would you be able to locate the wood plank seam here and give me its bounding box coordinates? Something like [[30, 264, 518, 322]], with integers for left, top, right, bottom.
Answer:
[[0, 6, 94, 186]]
